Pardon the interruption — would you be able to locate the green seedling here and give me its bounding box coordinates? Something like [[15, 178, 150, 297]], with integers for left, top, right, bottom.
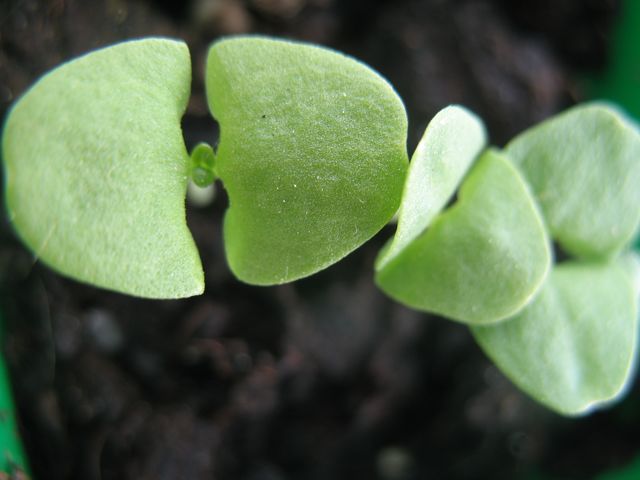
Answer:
[[2, 36, 640, 416], [376, 146, 550, 325]]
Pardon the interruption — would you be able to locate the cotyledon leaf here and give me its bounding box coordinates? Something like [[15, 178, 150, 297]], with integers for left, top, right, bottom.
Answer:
[[506, 102, 640, 259], [2, 38, 203, 298], [206, 36, 408, 285], [376, 105, 487, 270], [621, 250, 640, 296], [472, 257, 639, 416], [376, 149, 551, 325]]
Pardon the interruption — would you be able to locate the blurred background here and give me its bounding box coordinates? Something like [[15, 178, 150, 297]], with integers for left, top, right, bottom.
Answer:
[[1, 0, 639, 478]]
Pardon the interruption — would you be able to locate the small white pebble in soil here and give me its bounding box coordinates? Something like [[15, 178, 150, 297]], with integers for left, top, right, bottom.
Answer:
[[377, 446, 413, 480], [85, 309, 123, 353]]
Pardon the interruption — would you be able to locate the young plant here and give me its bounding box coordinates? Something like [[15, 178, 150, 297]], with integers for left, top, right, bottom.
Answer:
[[2, 36, 640, 416]]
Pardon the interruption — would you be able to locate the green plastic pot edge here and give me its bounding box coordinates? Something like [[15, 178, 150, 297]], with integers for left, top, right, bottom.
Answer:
[[588, 0, 640, 122], [0, 314, 29, 475], [593, 0, 640, 251], [595, 454, 640, 480]]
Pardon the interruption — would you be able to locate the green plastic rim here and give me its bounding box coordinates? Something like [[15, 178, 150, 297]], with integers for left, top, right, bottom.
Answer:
[[588, 0, 640, 122], [0, 315, 29, 476]]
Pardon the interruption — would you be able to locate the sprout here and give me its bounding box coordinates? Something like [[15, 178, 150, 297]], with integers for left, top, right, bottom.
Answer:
[[3, 36, 640, 416]]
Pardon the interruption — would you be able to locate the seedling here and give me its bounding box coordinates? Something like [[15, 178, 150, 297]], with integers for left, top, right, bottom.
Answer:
[[2, 37, 640, 416]]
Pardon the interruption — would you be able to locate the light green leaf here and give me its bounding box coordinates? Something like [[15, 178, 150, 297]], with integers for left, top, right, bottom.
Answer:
[[506, 102, 640, 259], [472, 259, 639, 416], [621, 251, 640, 296], [376, 149, 550, 325], [3, 38, 203, 298], [206, 36, 408, 285], [376, 105, 486, 270]]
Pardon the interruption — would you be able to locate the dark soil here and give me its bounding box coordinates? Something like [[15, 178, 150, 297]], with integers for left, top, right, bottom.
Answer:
[[2, 1, 639, 479]]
